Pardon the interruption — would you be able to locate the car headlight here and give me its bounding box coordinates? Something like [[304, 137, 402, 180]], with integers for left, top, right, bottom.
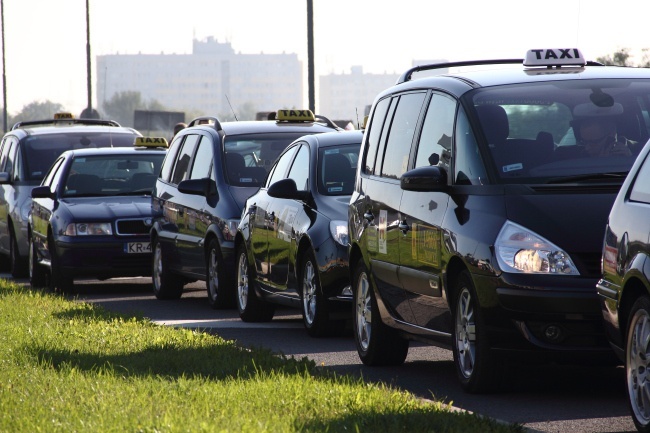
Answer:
[[330, 220, 349, 246], [494, 220, 579, 275], [65, 222, 113, 236], [223, 219, 239, 241]]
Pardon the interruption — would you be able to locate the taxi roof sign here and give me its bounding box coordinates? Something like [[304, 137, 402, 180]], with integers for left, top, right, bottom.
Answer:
[[276, 109, 315, 123], [134, 137, 169, 148], [54, 112, 74, 120], [524, 48, 586, 67]]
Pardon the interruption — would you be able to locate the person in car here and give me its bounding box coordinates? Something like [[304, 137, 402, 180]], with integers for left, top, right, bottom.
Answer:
[[577, 116, 635, 157]]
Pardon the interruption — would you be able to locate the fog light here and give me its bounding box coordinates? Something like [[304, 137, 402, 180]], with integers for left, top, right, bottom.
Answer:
[[544, 324, 563, 341]]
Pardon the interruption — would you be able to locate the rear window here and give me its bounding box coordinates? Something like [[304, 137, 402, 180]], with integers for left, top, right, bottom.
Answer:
[[22, 131, 139, 181]]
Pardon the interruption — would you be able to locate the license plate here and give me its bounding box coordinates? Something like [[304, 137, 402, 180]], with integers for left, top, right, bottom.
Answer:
[[125, 242, 151, 254]]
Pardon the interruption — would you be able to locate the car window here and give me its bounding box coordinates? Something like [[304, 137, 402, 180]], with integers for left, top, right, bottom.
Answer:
[[380, 92, 426, 180], [0, 136, 16, 174], [363, 97, 392, 175], [266, 145, 299, 187], [287, 144, 309, 191], [469, 78, 650, 182], [318, 144, 360, 195], [42, 156, 65, 188], [189, 136, 213, 180], [414, 92, 456, 171], [160, 135, 184, 182], [630, 152, 650, 203], [454, 107, 488, 185], [170, 134, 199, 185]]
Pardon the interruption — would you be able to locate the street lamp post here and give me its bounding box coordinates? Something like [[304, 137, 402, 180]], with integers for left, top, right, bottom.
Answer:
[[81, 0, 98, 119], [1, 0, 7, 132], [307, 0, 315, 113]]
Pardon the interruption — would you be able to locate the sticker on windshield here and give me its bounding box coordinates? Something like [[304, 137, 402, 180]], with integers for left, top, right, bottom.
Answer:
[[324, 149, 340, 154], [502, 163, 523, 173]]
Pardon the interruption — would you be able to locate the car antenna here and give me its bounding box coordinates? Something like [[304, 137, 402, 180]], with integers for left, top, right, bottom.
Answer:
[[355, 107, 360, 130], [225, 95, 238, 121]]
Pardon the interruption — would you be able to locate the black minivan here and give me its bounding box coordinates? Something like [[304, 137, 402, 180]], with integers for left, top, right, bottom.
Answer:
[[348, 48, 650, 393]]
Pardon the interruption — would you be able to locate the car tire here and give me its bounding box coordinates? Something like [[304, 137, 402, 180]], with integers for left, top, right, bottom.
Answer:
[[625, 295, 650, 432], [236, 243, 274, 322], [300, 249, 346, 337], [206, 238, 234, 309], [451, 270, 501, 394], [29, 236, 47, 288], [10, 227, 28, 278], [152, 237, 183, 300], [353, 259, 408, 366], [48, 233, 74, 294]]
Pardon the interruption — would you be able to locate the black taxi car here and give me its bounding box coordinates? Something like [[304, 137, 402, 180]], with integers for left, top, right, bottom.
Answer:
[[597, 138, 650, 431], [0, 112, 141, 277], [29, 137, 168, 293], [150, 110, 341, 308], [348, 48, 650, 393], [235, 130, 361, 336]]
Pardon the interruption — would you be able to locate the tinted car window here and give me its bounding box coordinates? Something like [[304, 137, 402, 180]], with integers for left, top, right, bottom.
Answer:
[[267, 145, 298, 187], [364, 97, 392, 175], [318, 144, 360, 195], [170, 134, 199, 185], [189, 136, 213, 180], [380, 92, 426, 179], [414, 93, 456, 171], [287, 144, 309, 191], [630, 152, 650, 203], [454, 107, 487, 185]]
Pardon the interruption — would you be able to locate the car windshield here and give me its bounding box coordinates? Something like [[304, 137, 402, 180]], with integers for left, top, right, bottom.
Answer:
[[317, 144, 360, 196], [223, 132, 311, 187], [467, 78, 650, 183], [23, 132, 139, 181], [62, 153, 165, 197]]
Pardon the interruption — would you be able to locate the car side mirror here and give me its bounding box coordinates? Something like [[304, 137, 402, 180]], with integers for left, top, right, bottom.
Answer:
[[267, 178, 309, 201], [400, 166, 448, 192], [31, 185, 55, 199], [178, 178, 218, 198], [0, 172, 10, 184]]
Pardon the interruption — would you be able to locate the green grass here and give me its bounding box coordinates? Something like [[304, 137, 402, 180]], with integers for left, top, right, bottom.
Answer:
[[0, 280, 524, 433]]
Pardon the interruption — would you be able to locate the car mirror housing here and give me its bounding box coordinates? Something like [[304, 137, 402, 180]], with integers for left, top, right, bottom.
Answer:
[[400, 166, 448, 192], [178, 178, 218, 198], [267, 178, 309, 201], [31, 185, 55, 199]]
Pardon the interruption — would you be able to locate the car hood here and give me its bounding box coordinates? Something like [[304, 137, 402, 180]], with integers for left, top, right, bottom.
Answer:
[[60, 196, 154, 219], [315, 194, 350, 221], [504, 186, 618, 254], [227, 185, 260, 211]]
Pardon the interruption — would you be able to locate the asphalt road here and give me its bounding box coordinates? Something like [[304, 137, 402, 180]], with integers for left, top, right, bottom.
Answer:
[[7, 274, 638, 433]]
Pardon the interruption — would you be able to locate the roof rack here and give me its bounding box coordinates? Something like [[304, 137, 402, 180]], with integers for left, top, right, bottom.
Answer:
[[188, 116, 223, 131], [11, 118, 121, 130], [314, 114, 342, 130], [396, 58, 604, 84]]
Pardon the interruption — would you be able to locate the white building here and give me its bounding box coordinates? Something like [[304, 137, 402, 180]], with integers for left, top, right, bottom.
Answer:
[[96, 37, 303, 119]]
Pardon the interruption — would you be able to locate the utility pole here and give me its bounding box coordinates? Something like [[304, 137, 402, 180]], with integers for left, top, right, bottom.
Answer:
[[1, 0, 6, 132], [307, 0, 315, 113], [81, 0, 98, 118]]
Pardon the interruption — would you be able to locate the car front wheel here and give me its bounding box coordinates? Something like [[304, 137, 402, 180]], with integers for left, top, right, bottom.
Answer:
[[206, 238, 234, 309], [236, 243, 274, 322], [452, 270, 501, 393], [626, 296, 650, 433], [353, 259, 408, 366], [152, 237, 183, 300]]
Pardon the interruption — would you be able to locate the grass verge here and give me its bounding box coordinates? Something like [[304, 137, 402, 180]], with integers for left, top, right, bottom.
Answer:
[[0, 280, 524, 432]]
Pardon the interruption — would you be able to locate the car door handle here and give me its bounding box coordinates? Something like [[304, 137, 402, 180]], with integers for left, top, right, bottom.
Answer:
[[399, 220, 410, 233]]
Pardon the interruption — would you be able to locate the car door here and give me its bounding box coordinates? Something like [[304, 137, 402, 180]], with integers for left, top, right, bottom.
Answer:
[[164, 134, 201, 274], [183, 134, 215, 275], [0, 136, 16, 254], [266, 142, 309, 292], [31, 156, 66, 256], [249, 145, 299, 284], [398, 92, 456, 330]]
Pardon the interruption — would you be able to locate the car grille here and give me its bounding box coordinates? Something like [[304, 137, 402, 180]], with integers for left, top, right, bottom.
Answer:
[[572, 252, 601, 278], [116, 218, 151, 236]]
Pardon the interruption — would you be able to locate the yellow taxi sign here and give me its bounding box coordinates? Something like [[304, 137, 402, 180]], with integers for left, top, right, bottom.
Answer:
[[276, 109, 315, 123], [134, 137, 169, 148], [54, 112, 74, 120]]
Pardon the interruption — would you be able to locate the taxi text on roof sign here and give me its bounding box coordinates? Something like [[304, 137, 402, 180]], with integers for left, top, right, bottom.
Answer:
[[134, 137, 169, 148], [524, 48, 586, 67], [54, 112, 74, 120], [276, 109, 315, 122]]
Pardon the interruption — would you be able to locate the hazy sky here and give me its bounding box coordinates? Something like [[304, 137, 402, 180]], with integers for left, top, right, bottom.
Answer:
[[5, 0, 650, 116]]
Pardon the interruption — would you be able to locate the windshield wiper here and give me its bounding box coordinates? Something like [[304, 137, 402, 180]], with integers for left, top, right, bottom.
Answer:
[[546, 172, 628, 184]]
